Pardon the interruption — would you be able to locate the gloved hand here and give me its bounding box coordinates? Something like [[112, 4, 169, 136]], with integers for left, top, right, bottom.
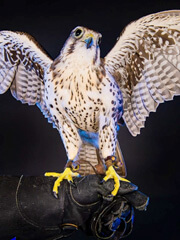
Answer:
[[0, 175, 149, 240]]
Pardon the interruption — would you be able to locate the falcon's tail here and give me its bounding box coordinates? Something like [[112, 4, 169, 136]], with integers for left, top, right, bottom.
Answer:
[[77, 140, 127, 177]]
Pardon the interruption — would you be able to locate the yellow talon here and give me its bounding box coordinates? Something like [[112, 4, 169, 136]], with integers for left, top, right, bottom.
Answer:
[[103, 166, 130, 196], [45, 168, 80, 195], [119, 176, 130, 183], [45, 172, 62, 177]]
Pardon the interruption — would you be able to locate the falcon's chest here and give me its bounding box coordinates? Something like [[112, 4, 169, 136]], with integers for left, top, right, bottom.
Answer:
[[45, 65, 123, 132]]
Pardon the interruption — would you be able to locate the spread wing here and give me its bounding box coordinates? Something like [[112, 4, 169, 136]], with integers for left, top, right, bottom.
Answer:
[[104, 10, 180, 136], [0, 30, 54, 124]]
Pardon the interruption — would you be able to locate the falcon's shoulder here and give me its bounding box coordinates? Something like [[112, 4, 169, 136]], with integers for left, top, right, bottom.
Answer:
[[104, 10, 180, 136]]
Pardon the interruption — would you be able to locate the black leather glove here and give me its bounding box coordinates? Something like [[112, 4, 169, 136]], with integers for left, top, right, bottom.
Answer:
[[0, 175, 149, 240]]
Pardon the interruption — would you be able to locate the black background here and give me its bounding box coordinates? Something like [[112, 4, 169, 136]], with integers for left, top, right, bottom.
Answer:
[[0, 0, 179, 239]]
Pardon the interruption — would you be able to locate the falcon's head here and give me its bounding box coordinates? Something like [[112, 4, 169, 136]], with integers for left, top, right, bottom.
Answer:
[[62, 26, 102, 65]]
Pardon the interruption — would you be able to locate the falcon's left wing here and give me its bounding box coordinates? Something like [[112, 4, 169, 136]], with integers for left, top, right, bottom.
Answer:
[[0, 30, 54, 124], [104, 10, 180, 136]]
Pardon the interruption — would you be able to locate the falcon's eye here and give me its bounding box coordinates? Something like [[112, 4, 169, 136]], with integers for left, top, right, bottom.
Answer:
[[74, 28, 83, 39], [97, 36, 102, 45]]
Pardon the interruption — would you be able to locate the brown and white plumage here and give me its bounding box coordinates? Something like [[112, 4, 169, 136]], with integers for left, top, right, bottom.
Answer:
[[0, 10, 180, 194], [105, 10, 180, 136], [0, 31, 53, 124]]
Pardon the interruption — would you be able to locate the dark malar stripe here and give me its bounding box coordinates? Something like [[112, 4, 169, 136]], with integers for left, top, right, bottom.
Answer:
[[67, 42, 75, 55]]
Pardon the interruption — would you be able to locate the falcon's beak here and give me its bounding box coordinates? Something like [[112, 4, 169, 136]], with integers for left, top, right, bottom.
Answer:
[[85, 34, 94, 49]]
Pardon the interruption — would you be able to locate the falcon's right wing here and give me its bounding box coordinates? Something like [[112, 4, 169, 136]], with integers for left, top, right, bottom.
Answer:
[[0, 30, 54, 124]]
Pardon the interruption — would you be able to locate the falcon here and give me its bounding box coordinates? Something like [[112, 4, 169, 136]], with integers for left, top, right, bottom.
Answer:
[[0, 10, 180, 197]]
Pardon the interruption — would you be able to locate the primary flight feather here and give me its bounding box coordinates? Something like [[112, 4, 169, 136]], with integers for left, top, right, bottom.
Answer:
[[0, 10, 179, 196]]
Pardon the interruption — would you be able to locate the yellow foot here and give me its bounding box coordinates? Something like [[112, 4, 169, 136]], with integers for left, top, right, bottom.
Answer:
[[45, 168, 80, 197], [103, 166, 130, 196]]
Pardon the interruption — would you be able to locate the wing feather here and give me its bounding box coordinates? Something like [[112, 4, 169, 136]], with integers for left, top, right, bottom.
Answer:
[[0, 30, 54, 124], [104, 10, 180, 136]]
